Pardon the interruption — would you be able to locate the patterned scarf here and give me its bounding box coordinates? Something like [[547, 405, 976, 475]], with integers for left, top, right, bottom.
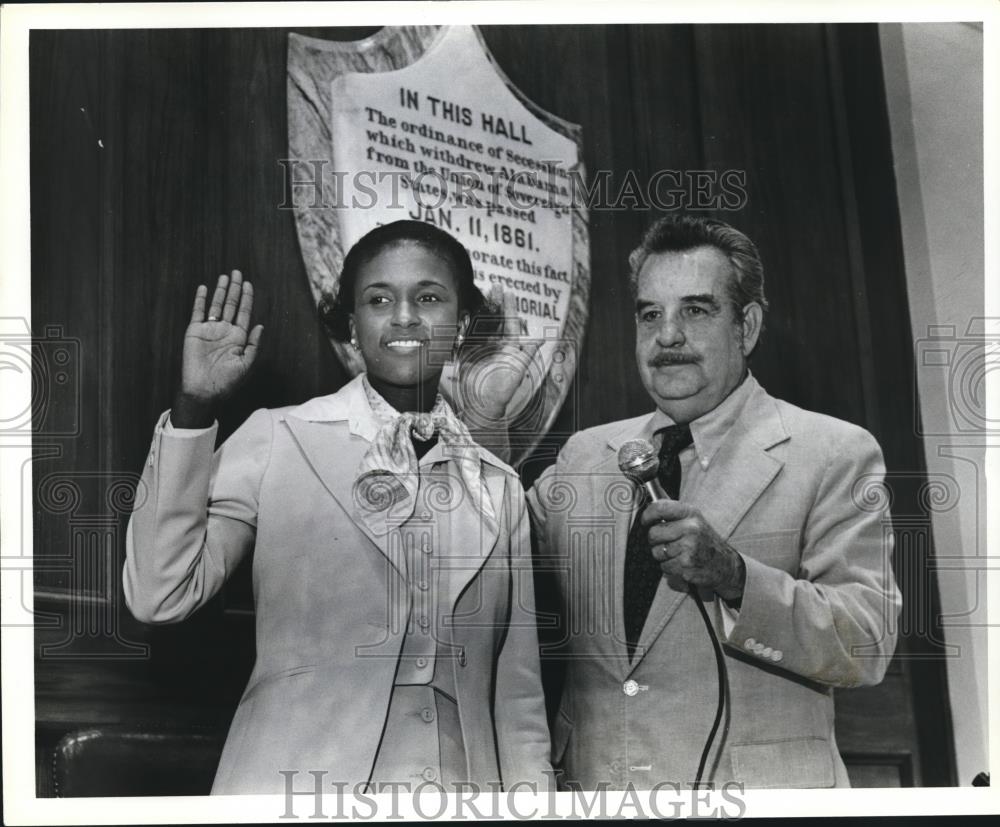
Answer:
[[352, 376, 498, 536]]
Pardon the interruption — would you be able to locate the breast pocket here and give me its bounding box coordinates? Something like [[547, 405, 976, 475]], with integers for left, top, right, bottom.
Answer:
[[730, 529, 802, 575]]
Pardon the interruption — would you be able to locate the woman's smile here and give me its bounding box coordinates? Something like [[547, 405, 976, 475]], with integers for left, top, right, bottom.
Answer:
[[385, 338, 427, 350]]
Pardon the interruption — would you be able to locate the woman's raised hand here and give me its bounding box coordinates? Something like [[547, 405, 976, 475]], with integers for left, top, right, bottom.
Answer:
[[171, 271, 263, 428]]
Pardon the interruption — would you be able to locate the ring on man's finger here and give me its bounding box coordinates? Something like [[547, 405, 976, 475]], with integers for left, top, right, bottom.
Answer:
[[207, 315, 219, 322]]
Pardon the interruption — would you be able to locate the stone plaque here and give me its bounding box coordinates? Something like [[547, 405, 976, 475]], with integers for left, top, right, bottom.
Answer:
[[288, 26, 589, 461]]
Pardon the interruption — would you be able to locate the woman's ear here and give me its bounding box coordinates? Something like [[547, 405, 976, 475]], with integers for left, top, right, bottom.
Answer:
[[452, 312, 471, 359], [348, 317, 359, 350]]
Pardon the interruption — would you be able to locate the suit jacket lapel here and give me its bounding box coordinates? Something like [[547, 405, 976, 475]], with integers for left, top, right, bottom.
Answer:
[[629, 585, 689, 677], [441, 463, 504, 612], [601, 452, 638, 674], [694, 417, 785, 541], [600, 418, 657, 674], [279, 414, 406, 580]]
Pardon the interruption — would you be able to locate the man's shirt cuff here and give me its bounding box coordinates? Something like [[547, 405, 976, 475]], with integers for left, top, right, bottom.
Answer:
[[720, 601, 740, 638], [164, 413, 216, 436]]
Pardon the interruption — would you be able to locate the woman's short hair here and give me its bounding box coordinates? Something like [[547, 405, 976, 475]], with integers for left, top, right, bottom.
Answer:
[[320, 220, 495, 342], [628, 214, 769, 320]]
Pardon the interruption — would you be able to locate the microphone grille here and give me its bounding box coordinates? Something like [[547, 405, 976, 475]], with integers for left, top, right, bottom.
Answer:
[[617, 438, 659, 484]]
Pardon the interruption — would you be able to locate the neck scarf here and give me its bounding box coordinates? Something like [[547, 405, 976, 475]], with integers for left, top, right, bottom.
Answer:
[[352, 376, 498, 536]]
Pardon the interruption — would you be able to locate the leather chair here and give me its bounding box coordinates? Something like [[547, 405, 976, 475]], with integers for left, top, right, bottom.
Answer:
[[50, 726, 226, 797]]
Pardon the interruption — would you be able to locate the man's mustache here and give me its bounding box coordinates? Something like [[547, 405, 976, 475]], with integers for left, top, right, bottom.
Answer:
[[649, 352, 700, 368]]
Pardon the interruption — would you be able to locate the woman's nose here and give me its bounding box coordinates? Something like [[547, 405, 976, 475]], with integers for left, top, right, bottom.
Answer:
[[392, 300, 419, 326]]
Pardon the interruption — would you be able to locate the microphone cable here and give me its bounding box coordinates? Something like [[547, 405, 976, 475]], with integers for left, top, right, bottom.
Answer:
[[688, 585, 731, 788], [616, 437, 732, 788]]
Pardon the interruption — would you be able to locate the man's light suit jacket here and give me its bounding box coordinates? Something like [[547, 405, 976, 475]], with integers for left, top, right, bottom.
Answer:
[[527, 377, 901, 789], [125, 375, 551, 794]]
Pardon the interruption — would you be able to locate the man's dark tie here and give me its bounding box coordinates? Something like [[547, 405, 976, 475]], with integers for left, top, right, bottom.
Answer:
[[623, 423, 693, 660]]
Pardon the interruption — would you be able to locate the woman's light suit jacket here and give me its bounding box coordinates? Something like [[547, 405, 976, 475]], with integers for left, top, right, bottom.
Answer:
[[124, 375, 552, 794]]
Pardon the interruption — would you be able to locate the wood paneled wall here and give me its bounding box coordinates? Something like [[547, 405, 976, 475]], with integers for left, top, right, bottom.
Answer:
[[29, 23, 955, 791]]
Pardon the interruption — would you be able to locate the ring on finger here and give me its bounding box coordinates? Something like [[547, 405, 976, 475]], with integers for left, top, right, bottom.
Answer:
[[207, 315, 219, 322]]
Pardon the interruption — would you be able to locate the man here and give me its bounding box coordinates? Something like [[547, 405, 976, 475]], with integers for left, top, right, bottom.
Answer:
[[526, 214, 901, 789]]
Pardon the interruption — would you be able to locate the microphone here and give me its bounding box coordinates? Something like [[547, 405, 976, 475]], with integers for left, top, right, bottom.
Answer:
[[617, 438, 670, 502]]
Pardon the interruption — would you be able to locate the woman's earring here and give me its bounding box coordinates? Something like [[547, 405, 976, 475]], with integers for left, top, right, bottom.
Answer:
[[350, 337, 359, 350]]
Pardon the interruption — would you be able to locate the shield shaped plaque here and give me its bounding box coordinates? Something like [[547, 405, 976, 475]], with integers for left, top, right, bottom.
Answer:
[[288, 26, 589, 462]]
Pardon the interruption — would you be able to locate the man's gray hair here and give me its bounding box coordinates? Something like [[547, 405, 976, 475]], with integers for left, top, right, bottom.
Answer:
[[628, 214, 769, 319]]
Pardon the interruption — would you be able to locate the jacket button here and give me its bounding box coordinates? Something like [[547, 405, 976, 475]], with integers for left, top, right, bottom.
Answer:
[[623, 679, 639, 696], [417, 580, 430, 591], [772, 649, 783, 662], [418, 615, 430, 630], [458, 649, 467, 667], [762, 646, 773, 658], [744, 637, 756, 651], [416, 656, 428, 669], [421, 707, 436, 723], [422, 767, 437, 782], [421, 540, 432, 555]]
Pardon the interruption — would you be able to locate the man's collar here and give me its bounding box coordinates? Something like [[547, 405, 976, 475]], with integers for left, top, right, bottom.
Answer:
[[646, 373, 758, 468]]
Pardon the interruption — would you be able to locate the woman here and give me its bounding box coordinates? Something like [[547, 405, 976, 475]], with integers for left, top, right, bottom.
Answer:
[[124, 220, 551, 795]]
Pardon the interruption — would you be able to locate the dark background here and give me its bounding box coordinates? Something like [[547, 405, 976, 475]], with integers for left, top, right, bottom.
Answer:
[[30, 23, 954, 794]]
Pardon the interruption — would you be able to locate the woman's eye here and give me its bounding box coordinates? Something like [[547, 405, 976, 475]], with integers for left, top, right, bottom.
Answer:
[[369, 295, 391, 306], [418, 293, 442, 303]]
